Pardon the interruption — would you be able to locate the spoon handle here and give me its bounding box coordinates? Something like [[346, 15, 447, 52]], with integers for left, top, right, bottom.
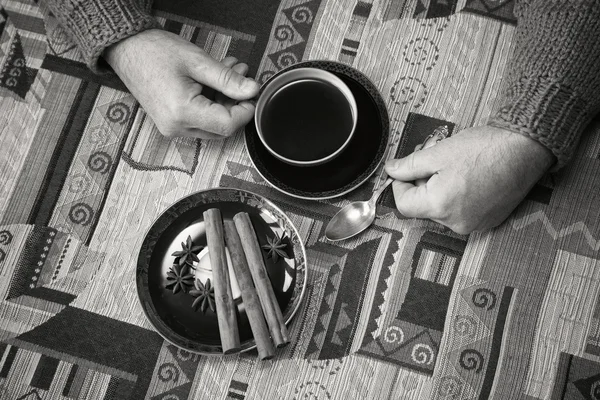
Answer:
[[370, 177, 394, 204]]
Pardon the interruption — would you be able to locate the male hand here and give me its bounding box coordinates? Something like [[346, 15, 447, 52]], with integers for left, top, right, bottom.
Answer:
[[104, 29, 260, 140], [385, 125, 555, 234]]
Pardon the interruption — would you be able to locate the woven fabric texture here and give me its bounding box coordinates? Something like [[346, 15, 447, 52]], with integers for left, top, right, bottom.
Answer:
[[0, 0, 599, 399]]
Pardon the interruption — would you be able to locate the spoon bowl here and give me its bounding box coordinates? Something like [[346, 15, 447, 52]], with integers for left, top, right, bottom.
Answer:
[[325, 178, 393, 241], [325, 201, 376, 241]]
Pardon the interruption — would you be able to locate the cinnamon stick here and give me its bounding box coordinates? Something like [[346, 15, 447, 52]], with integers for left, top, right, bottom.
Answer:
[[224, 221, 275, 360], [233, 212, 290, 348], [204, 208, 240, 354]]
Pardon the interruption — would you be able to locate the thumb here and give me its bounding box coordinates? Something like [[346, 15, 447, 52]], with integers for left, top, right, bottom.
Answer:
[[189, 53, 260, 100], [384, 148, 438, 181]]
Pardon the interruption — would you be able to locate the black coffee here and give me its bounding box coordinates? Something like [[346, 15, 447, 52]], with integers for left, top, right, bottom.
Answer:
[[261, 79, 354, 162]]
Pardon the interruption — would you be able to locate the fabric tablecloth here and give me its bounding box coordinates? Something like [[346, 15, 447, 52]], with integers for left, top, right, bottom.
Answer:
[[1, 0, 600, 399]]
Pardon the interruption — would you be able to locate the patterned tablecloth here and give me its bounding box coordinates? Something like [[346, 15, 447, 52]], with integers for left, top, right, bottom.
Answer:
[[1, 0, 600, 399]]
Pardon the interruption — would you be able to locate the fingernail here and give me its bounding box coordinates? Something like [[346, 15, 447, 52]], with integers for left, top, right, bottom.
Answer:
[[242, 78, 260, 92], [385, 159, 400, 170]]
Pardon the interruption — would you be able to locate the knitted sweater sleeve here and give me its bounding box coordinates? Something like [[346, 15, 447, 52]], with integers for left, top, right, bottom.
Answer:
[[488, 0, 600, 169], [43, 0, 161, 73]]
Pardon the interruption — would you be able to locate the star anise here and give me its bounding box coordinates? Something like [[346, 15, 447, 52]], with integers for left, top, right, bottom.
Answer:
[[261, 232, 289, 263], [166, 264, 195, 294], [172, 235, 202, 268], [190, 278, 216, 313]]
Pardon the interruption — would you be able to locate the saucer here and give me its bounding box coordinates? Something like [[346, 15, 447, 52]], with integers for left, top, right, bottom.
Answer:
[[136, 188, 307, 355], [245, 61, 389, 200]]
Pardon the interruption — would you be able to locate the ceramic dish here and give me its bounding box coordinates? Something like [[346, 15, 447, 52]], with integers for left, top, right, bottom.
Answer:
[[245, 60, 389, 200], [136, 188, 307, 355]]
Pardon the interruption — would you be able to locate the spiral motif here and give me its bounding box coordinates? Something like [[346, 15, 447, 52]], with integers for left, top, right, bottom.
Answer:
[[293, 381, 332, 400], [68, 203, 94, 226], [0, 230, 13, 245], [309, 359, 343, 376], [6, 77, 17, 87], [275, 24, 295, 42], [420, 17, 450, 32], [68, 173, 91, 194], [276, 52, 298, 69], [13, 58, 25, 68], [291, 6, 313, 24], [403, 38, 439, 70], [592, 381, 600, 400], [453, 315, 477, 338], [438, 376, 463, 399], [389, 77, 428, 109], [89, 126, 110, 146], [472, 288, 497, 310], [383, 326, 405, 344], [106, 102, 131, 124], [176, 349, 193, 361], [459, 349, 484, 373], [158, 363, 180, 383], [87, 151, 113, 175], [9, 67, 22, 77], [259, 70, 276, 84], [411, 344, 435, 365]]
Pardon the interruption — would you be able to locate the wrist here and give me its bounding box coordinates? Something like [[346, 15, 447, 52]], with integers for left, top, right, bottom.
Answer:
[[103, 28, 163, 71], [489, 124, 555, 172]]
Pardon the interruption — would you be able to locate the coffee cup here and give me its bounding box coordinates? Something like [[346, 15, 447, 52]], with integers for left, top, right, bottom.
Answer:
[[254, 68, 358, 167]]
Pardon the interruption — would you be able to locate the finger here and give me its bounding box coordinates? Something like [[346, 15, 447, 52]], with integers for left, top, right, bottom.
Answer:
[[182, 128, 225, 140], [221, 56, 238, 68], [415, 177, 428, 187], [203, 57, 238, 101], [184, 127, 227, 140], [234, 62, 249, 77], [420, 134, 440, 151], [216, 63, 249, 108], [184, 95, 255, 137], [188, 53, 259, 100], [392, 181, 432, 218], [385, 148, 439, 181]]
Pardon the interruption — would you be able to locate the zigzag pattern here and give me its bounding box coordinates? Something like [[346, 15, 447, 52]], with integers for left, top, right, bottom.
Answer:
[[511, 210, 600, 250]]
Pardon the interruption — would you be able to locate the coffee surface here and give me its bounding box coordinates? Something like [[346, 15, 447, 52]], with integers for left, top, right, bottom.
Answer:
[[260, 79, 354, 162]]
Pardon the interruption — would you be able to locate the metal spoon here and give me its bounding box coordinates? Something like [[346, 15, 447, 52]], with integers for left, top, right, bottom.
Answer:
[[325, 126, 449, 242], [325, 177, 394, 241]]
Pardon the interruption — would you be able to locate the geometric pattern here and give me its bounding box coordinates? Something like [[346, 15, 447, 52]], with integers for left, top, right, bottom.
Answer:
[[338, 0, 373, 65], [358, 230, 466, 375], [551, 353, 600, 400], [121, 108, 203, 177], [52, 91, 136, 244], [0, 30, 36, 99], [1, 0, 600, 398], [380, 0, 517, 23], [11, 307, 164, 400], [0, 223, 104, 344], [444, 285, 515, 399], [461, 0, 517, 25], [257, 0, 322, 83], [145, 343, 201, 400], [0, 6, 45, 102]]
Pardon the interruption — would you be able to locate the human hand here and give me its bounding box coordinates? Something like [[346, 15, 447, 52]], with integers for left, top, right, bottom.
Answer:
[[104, 29, 260, 139], [384, 125, 555, 234]]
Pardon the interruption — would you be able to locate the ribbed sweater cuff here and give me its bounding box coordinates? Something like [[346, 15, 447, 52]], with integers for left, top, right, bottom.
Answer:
[[47, 0, 161, 73], [488, 75, 593, 170]]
